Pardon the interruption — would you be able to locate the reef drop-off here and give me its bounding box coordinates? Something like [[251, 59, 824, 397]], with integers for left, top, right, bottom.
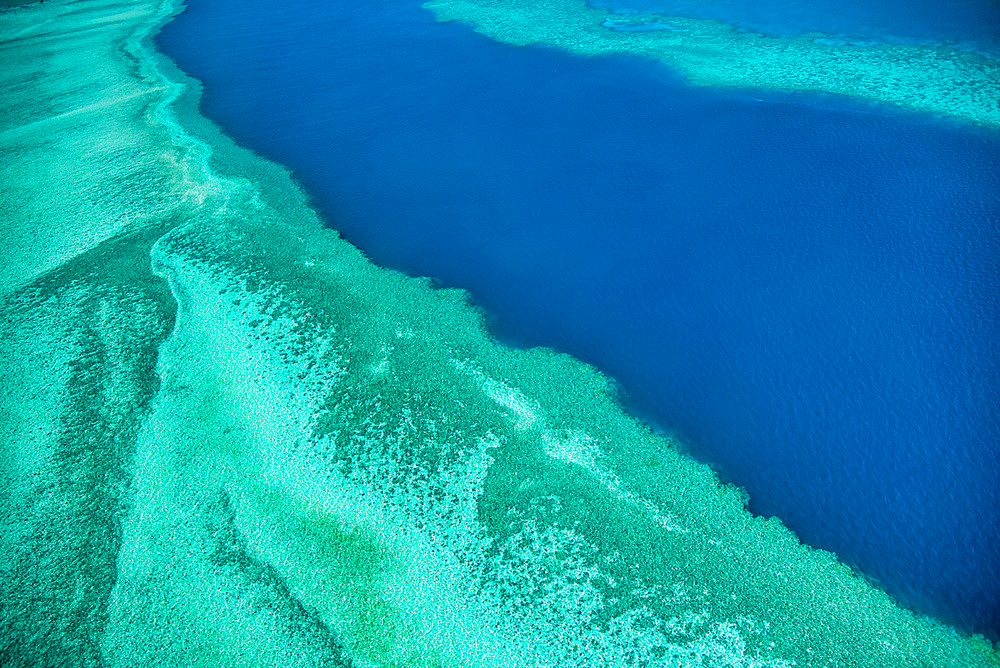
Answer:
[[0, 0, 997, 666]]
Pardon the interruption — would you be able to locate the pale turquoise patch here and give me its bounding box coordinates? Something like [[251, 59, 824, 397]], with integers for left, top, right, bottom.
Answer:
[[1, 0, 998, 665], [424, 0, 1000, 128]]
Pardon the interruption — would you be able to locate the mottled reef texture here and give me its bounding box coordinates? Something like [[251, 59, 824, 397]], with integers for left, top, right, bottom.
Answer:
[[1, 0, 998, 666], [425, 0, 1000, 128]]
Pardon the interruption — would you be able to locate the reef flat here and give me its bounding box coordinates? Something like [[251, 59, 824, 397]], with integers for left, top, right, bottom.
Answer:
[[424, 0, 1000, 128], [0, 0, 998, 665]]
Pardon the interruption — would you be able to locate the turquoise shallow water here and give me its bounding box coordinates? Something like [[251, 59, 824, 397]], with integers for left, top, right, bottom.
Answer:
[[158, 0, 1000, 638], [586, 0, 1000, 56], [0, 0, 998, 665]]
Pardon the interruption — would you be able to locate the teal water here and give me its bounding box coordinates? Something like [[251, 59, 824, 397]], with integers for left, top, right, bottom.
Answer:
[[158, 0, 1000, 638], [587, 0, 1000, 56], [0, 0, 998, 665]]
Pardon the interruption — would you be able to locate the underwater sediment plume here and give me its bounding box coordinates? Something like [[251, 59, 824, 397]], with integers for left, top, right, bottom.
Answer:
[[0, 0, 998, 666], [424, 0, 1000, 128]]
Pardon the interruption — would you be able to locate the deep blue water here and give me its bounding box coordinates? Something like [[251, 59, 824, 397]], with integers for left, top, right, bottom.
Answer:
[[588, 0, 1000, 56], [157, 0, 1000, 638]]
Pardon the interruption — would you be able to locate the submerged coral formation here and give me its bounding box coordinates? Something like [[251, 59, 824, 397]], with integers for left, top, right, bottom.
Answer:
[[1, 0, 998, 666], [425, 0, 1000, 128]]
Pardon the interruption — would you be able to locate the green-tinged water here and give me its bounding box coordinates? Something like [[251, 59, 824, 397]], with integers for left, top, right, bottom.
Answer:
[[424, 0, 1000, 128], [0, 0, 997, 666]]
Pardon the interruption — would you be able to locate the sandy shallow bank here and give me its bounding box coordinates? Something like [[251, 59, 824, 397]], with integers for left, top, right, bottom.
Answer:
[[0, 0, 997, 665], [425, 0, 1000, 129]]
